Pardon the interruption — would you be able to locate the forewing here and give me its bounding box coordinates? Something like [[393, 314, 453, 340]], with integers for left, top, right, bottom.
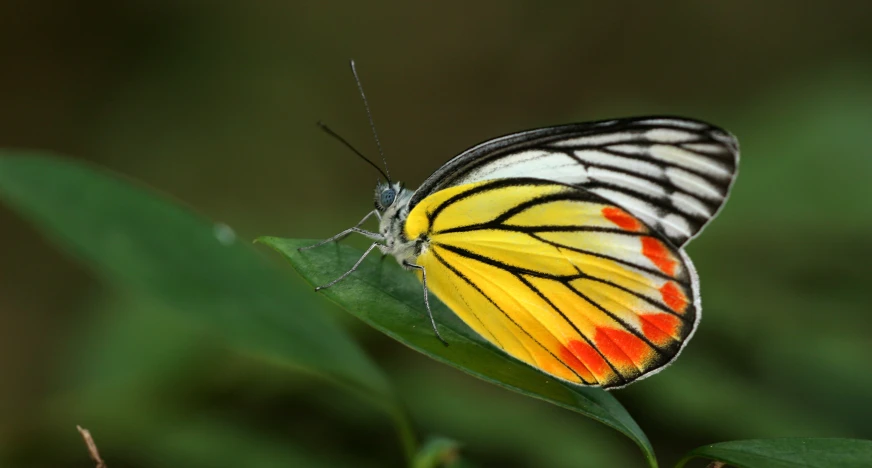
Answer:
[[410, 116, 739, 247], [405, 179, 700, 388]]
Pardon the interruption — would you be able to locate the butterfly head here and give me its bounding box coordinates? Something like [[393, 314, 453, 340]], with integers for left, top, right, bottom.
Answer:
[[374, 179, 417, 262], [374, 180, 404, 212]]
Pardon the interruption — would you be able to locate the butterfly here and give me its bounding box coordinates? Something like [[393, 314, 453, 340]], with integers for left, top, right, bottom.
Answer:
[[303, 61, 739, 389]]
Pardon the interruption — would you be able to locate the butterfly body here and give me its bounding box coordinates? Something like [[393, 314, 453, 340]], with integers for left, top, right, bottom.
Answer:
[[315, 116, 738, 389], [373, 182, 419, 264]]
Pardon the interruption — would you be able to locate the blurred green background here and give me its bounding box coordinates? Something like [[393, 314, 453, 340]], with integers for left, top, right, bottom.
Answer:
[[1, 2, 871, 467]]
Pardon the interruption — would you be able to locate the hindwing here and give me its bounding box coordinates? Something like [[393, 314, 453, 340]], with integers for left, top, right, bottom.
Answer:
[[405, 178, 700, 388]]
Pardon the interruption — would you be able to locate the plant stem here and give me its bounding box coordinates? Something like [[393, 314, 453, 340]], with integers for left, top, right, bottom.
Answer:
[[76, 425, 107, 468], [389, 402, 419, 466]]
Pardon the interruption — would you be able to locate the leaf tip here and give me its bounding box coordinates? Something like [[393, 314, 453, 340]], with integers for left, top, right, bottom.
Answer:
[[252, 236, 272, 246]]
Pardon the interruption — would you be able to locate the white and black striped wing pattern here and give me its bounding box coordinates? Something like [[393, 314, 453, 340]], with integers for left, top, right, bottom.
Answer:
[[410, 117, 739, 247]]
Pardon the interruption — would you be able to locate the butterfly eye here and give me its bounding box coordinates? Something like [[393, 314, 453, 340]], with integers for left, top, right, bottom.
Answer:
[[379, 188, 396, 208]]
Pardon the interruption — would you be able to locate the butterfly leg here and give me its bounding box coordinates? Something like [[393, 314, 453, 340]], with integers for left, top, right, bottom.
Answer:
[[299, 210, 382, 251], [315, 242, 382, 291], [403, 261, 448, 346]]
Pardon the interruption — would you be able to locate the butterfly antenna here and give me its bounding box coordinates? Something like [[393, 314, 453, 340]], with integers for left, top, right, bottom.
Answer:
[[316, 121, 390, 181], [350, 60, 391, 183]]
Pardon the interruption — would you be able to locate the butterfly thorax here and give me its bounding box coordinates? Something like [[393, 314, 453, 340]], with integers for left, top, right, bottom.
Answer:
[[375, 182, 422, 266]]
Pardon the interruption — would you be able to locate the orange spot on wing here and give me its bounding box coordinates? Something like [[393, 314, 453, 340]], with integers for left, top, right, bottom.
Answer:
[[602, 206, 643, 231], [641, 237, 678, 276], [639, 313, 682, 345], [558, 344, 595, 382], [563, 339, 609, 379], [659, 282, 689, 313], [595, 327, 650, 368]]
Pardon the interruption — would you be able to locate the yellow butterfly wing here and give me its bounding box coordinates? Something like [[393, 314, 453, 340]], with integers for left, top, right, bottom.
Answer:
[[404, 178, 699, 388]]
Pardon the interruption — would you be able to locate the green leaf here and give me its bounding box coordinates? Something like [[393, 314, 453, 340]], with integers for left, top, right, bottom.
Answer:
[[413, 437, 466, 468], [258, 237, 657, 468], [0, 153, 392, 404], [676, 438, 872, 468]]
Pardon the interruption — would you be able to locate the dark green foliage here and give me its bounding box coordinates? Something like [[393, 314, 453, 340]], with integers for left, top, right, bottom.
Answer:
[[677, 438, 872, 468]]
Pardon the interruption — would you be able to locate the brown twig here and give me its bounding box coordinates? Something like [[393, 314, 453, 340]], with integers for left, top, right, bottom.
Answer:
[[76, 425, 107, 468]]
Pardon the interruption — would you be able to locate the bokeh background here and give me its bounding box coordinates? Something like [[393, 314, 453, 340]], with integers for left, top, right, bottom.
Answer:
[[1, 2, 871, 467]]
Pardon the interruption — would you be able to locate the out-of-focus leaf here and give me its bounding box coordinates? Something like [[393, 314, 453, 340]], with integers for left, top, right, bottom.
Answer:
[[676, 438, 872, 468], [0, 154, 392, 403], [396, 365, 641, 468], [258, 237, 657, 468], [413, 437, 468, 468], [146, 417, 377, 468]]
